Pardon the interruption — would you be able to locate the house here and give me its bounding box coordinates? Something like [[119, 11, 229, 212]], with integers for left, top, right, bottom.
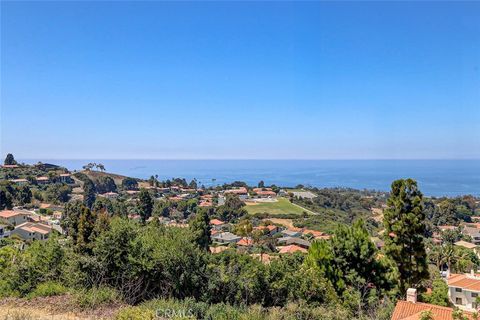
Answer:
[[463, 226, 480, 245], [237, 237, 253, 246], [391, 288, 475, 320], [36, 176, 50, 185], [210, 219, 225, 230], [2, 164, 19, 169], [252, 188, 277, 198], [58, 173, 72, 184], [11, 222, 52, 240], [10, 178, 28, 186], [455, 240, 478, 256], [277, 236, 311, 248], [281, 229, 302, 238], [212, 232, 241, 244], [224, 187, 248, 199], [254, 225, 279, 235], [277, 245, 307, 254], [99, 192, 119, 199], [199, 200, 213, 207], [0, 210, 30, 226], [447, 272, 480, 311]]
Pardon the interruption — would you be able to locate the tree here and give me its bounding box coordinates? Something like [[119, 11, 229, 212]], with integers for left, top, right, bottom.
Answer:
[[96, 163, 106, 172], [217, 194, 247, 222], [76, 206, 97, 253], [15, 185, 32, 206], [384, 179, 429, 294], [189, 209, 211, 251], [137, 188, 153, 222], [0, 188, 13, 210], [83, 179, 96, 209], [258, 180, 265, 188], [306, 220, 392, 299], [122, 177, 138, 191], [61, 201, 85, 241], [4, 153, 16, 165]]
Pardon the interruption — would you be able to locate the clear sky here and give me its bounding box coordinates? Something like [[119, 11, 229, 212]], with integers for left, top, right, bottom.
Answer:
[[1, 1, 479, 160]]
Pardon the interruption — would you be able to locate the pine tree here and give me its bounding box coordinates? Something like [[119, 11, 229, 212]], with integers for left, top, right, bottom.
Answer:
[[384, 178, 429, 294], [138, 188, 153, 222], [189, 209, 211, 251], [4, 153, 16, 165]]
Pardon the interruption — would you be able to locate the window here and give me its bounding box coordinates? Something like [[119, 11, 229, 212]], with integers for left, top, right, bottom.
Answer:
[[474, 302, 478, 309], [456, 298, 463, 305], [456, 288, 462, 292], [472, 292, 478, 298]]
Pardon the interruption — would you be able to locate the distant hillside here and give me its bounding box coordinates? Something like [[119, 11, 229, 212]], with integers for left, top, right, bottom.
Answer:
[[78, 170, 134, 186]]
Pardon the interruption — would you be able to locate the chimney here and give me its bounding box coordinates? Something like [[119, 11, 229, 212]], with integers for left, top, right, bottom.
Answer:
[[471, 269, 475, 277], [406, 288, 417, 303]]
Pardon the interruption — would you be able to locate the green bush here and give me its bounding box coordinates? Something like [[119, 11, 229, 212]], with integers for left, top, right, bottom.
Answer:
[[26, 281, 67, 299], [74, 287, 121, 309]]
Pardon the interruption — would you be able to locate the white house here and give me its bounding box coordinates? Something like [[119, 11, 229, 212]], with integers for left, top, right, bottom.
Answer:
[[11, 222, 52, 241], [0, 210, 30, 226], [448, 271, 480, 311]]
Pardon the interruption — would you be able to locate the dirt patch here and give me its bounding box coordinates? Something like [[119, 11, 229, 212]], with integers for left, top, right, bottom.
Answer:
[[0, 296, 123, 320], [265, 218, 295, 229]]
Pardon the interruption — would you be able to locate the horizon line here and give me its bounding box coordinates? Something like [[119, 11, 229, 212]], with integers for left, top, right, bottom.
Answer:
[[16, 158, 480, 161]]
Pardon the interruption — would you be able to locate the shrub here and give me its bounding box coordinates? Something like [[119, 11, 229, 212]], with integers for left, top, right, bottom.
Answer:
[[26, 281, 67, 299], [74, 287, 121, 309]]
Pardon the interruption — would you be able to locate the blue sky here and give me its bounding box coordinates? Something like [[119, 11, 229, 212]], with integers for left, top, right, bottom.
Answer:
[[1, 1, 479, 160]]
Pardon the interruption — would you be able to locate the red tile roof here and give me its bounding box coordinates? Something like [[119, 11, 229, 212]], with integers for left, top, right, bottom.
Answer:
[[448, 273, 480, 292], [278, 245, 307, 254], [210, 219, 224, 226], [0, 210, 28, 218], [391, 301, 475, 320], [237, 237, 253, 246]]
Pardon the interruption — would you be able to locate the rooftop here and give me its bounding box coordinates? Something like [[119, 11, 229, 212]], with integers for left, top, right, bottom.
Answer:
[[391, 300, 474, 320]]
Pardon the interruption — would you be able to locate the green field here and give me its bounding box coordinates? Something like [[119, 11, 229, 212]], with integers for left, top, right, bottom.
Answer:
[[245, 198, 314, 215]]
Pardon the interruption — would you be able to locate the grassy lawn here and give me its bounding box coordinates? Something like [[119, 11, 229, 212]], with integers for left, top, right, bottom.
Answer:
[[245, 198, 311, 216]]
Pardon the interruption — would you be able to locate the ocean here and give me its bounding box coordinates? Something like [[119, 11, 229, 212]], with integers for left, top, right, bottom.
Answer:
[[19, 159, 480, 197]]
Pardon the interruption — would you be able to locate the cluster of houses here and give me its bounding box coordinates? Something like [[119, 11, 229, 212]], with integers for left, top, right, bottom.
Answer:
[[8, 173, 73, 186], [208, 218, 330, 256], [0, 209, 55, 241]]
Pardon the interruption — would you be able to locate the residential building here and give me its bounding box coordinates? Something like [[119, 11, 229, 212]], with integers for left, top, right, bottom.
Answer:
[[277, 236, 311, 248], [10, 178, 28, 186], [448, 272, 480, 311], [99, 192, 119, 199], [224, 187, 248, 199], [210, 219, 225, 230], [11, 222, 52, 240], [36, 176, 50, 185], [0, 210, 30, 226], [254, 225, 279, 235], [281, 229, 302, 238], [212, 232, 241, 244], [463, 227, 480, 245], [277, 245, 307, 254], [391, 288, 475, 320], [58, 173, 72, 183]]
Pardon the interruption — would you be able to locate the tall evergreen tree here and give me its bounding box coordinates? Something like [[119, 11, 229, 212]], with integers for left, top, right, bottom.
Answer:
[[384, 178, 429, 294], [4, 153, 16, 165], [137, 188, 153, 222], [189, 209, 211, 251], [77, 206, 97, 253], [83, 179, 96, 209]]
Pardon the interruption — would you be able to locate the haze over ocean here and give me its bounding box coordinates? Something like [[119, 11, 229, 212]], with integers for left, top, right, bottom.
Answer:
[[19, 159, 480, 197]]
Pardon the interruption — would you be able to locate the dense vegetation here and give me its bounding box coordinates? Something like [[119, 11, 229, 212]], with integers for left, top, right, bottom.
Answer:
[[2, 156, 480, 319]]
